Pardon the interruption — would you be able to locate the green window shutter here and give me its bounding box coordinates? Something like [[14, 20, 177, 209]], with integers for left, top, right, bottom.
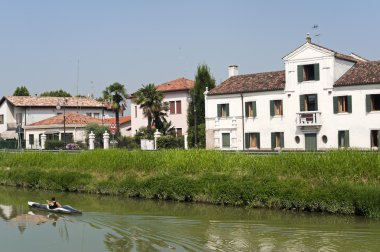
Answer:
[[344, 130, 350, 148], [280, 101, 283, 115], [252, 101, 257, 117], [333, 97, 338, 114], [347, 96, 352, 113], [245, 133, 250, 149], [314, 64, 320, 81], [257, 133, 260, 149], [338, 131, 342, 147], [270, 100, 274, 116], [378, 131, 380, 151], [315, 94, 318, 111], [217, 104, 221, 117], [299, 95, 305, 111], [245, 102, 249, 117], [226, 104, 229, 117], [366, 95, 371, 112], [271, 133, 275, 149], [280, 132, 284, 148], [297, 65, 303, 82]]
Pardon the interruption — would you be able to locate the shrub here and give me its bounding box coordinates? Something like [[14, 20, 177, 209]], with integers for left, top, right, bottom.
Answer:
[[157, 136, 184, 149], [117, 136, 139, 149], [45, 140, 65, 150]]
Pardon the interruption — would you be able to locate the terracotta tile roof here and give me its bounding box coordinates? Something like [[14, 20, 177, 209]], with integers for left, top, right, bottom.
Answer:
[[155, 77, 194, 92], [104, 116, 131, 125], [335, 53, 359, 63], [2, 96, 106, 108], [29, 113, 103, 126], [335, 61, 380, 87], [208, 71, 285, 95]]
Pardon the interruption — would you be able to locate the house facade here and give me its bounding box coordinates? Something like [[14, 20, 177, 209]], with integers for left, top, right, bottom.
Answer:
[[205, 36, 380, 151], [0, 96, 113, 140], [24, 112, 107, 149], [130, 77, 194, 136]]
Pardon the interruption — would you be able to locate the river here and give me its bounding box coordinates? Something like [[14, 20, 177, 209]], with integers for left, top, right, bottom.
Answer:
[[0, 186, 379, 252]]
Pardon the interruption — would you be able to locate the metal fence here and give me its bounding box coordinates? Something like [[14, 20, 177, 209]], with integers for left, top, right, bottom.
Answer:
[[0, 139, 26, 149]]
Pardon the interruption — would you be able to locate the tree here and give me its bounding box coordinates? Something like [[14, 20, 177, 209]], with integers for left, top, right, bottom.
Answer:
[[187, 64, 216, 148], [40, 89, 72, 97], [135, 84, 168, 130], [13, 86, 30, 96], [103, 82, 128, 135]]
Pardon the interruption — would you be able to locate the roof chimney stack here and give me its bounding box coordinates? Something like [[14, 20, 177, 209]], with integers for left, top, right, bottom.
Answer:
[[228, 65, 239, 78], [306, 33, 311, 43]]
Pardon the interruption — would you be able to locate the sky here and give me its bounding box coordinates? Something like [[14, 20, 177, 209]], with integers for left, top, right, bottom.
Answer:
[[1, 0, 380, 98]]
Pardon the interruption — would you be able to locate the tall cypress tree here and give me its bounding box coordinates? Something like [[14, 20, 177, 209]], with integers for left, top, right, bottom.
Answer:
[[187, 64, 216, 147]]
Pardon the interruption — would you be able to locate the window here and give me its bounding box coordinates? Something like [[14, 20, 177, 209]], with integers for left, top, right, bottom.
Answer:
[[29, 134, 34, 145], [300, 94, 318, 111], [16, 113, 23, 124], [270, 100, 283, 116], [322, 135, 328, 144], [0, 114, 3, 124], [366, 94, 380, 112], [297, 64, 320, 82], [338, 130, 350, 148], [333, 96, 352, 113], [61, 133, 74, 143], [176, 101, 182, 114], [170, 101, 175, 114], [57, 112, 63, 116], [221, 133, 230, 148], [135, 106, 138, 118], [93, 113, 100, 118], [245, 101, 257, 117], [169, 101, 182, 114], [245, 133, 260, 149], [295, 136, 300, 144], [86, 113, 92, 117], [271, 132, 284, 149], [217, 104, 229, 117], [371, 130, 379, 148], [176, 128, 182, 137]]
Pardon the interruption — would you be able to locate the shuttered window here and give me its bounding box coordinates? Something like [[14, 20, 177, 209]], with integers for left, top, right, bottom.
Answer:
[[245, 101, 257, 117], [0, 114, 3, 124], [271, 132, 284, 149], [333, 96, 352, 113], [366, 94, 380, 112], [338, 130, 350, 148], [245, 133, 260, 149], [270, 100, 283, 116], [170, 101, 175, 114], [300, 94, 318, 111], [297, 64, 320, 82], [371, 130, 380, 148], [176, 101, 182, 114], [217, 104, 229, 117]]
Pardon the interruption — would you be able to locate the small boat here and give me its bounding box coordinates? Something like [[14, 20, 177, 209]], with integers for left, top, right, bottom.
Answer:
[[28, 201, 82, 214]]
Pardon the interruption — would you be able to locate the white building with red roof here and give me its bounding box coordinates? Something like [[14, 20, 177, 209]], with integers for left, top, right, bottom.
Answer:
[[0, 96, 113, 141], [130, 77, 194, 136], [104, 116, 131, 137], [205, 35, 380, 151]]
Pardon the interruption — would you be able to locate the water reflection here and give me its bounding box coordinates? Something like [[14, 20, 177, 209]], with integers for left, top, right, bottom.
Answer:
[[0, 186, 380, 252]]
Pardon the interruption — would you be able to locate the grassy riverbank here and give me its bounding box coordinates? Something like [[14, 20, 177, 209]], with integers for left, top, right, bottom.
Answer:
[[0, 150, 379, 218]]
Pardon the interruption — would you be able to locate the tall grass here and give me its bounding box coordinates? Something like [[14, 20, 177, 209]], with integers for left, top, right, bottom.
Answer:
[[0, 150, 379, 218]]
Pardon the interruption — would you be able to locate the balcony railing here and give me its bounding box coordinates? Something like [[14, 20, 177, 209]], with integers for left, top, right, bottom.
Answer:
[[296, 111, 322, 126]]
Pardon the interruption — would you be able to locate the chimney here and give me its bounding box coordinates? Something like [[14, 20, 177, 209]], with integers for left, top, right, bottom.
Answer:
[[228, 65, 239, 78], [306, 33, 311, 43]]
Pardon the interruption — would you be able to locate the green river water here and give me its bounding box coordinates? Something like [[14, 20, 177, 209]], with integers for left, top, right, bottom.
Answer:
[[0, 186, 379, 252]]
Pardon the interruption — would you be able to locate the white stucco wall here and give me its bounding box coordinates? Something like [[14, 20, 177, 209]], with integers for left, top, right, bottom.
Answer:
[[205, 43, 380, 150], [131, 90, 190, 135]]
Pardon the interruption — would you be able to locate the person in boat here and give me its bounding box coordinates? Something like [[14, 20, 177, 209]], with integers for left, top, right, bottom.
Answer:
[[46, 197, 62, 209]]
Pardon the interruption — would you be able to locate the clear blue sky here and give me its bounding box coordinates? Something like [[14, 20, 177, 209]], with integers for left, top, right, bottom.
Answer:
[[1, 0, 379, 98]]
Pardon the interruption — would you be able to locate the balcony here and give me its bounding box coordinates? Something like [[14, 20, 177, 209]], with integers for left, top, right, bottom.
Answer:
[[296, 111, 322, 127]]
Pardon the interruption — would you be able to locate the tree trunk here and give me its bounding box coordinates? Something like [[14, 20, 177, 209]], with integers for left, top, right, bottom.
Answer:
[[115, 108, 120, 136]]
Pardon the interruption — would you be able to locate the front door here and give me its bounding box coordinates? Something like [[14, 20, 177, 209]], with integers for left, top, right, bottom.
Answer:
[[305, 133, 317, 151]]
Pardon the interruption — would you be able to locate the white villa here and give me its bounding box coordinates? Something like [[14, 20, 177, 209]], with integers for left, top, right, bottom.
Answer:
[[0, 96, 113, 146], [130, 77, 194, 136], [205, 36, 380, 151]]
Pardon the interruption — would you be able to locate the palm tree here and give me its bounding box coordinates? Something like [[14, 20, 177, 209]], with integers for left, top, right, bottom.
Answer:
[[103, 82, 128, 135], [135, 84, 167, 130]]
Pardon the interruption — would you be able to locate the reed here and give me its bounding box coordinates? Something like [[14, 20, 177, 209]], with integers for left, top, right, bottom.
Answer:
[[0, 150, 378, 218]]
